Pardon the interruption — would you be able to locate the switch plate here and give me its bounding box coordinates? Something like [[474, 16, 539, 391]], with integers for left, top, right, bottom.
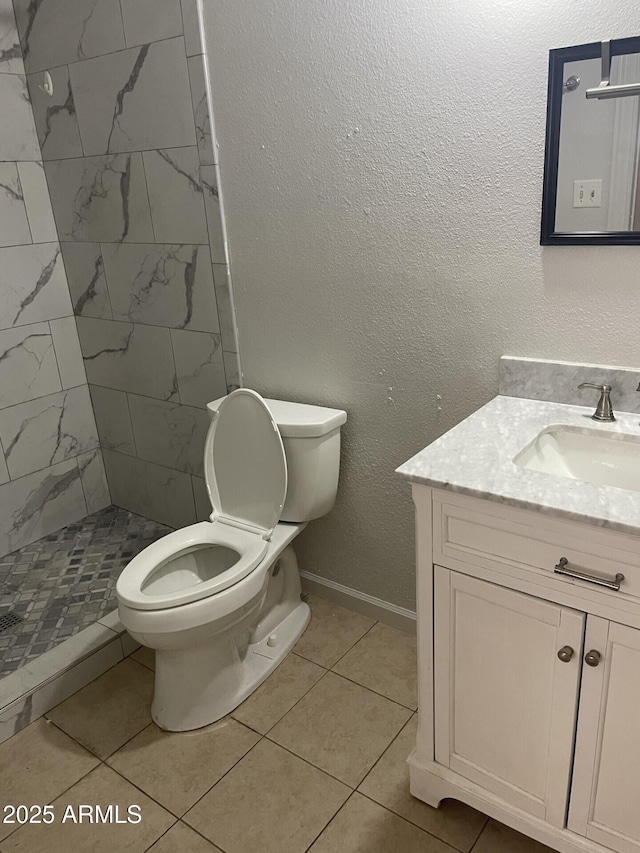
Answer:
[[573, 179, 602, 208]]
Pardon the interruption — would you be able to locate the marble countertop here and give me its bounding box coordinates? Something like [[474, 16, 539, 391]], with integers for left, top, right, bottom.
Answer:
[[396, 395, 640, 536]]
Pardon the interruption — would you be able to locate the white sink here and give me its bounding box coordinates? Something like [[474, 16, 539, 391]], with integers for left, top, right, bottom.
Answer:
[[514, 424, 640, 492]]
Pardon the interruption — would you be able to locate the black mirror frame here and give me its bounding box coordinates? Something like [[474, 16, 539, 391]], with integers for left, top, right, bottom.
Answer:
[[541, 37, 640, 246]]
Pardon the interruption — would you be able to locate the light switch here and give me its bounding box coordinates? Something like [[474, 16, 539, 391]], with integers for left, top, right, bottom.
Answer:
[[573, 179, 602, 208]]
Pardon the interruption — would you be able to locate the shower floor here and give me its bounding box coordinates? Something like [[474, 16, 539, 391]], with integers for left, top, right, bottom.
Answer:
[[0, 506, 171, 679]]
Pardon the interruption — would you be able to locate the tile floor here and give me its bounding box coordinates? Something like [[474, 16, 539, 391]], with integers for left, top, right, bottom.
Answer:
[[0, 506, 170, 676], [0, 595, 554, 853]]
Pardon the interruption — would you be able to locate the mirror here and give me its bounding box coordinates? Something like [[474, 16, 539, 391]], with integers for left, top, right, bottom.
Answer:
[[541, 37, 640, 245]]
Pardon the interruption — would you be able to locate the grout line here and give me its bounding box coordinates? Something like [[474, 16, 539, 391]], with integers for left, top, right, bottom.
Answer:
[[355, 712, 413, 794], [468, 817, 491, 853], [0, 732, 102, 843], [301, 789, 357, 853], [140, 821, 178, 853], [261, 728, 357, 790], [39, 140, 207, 165], [233, 664, 331, 739], [177, 733, 266, 824], [106, 759, 184, 821], [325, 619, 378, 670], [88, 380, 208, 412], [327, 667, 417, 713], [24, 33, 190, 80]]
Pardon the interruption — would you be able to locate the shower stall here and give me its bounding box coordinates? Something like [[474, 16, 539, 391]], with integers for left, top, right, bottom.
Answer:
[[0, 0, 240, 739]]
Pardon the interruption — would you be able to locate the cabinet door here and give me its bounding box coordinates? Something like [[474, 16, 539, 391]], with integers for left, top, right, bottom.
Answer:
[[434, 567, 584, 825], [568, 617, 640, 853]]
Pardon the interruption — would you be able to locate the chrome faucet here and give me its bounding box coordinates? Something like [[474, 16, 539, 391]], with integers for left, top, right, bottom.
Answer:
[[577, 383, 615, 422]]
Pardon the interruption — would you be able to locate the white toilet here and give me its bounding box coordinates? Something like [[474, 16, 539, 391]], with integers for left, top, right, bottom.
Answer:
[[116, 388, 347, 732]]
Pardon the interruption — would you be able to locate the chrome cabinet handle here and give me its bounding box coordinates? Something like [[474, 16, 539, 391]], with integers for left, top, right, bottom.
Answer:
[[557, 646, 574, 663], [554, 557, 625, 591], [585, 650, 602, 667]]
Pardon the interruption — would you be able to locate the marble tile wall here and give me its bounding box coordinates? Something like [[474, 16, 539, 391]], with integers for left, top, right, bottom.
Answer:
[[0, 0, 109, 559], [499, 356, 640, 414], [11, 0, 242, 529]]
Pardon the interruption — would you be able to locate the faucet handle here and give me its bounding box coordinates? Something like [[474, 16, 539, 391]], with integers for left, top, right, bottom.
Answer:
[[577, 383, 615, 422]]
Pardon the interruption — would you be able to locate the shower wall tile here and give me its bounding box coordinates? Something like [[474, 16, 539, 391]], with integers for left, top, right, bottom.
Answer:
[[0, 162, 31, 247], [170, 328, 226, 408], [120, 0, 183, 47], [0, 73, 39, 160], [0, 322, 61, 408], [0, 244, 72, 330], [45, 154, 154, 243], [201, 165, 227, 263], [76, 317, 179, 401], [191, 475, 210, 521], [9, 0, 240, 531], [103, 448, 196, 529], [61, 243, 112, 319], [0, 385, 99, 480], [188, 55, 215, 165], [89, 385, 136, 456], [0, 457, 87, 557], [0, 0, 22, 73], [27, 66, 83, 161], [0, 445, 9, 485], [213, 263, 239, 352], [0, 12, 106, 561], [70, 38, 195, 156], [13, 0, 125, 73], [17, 162, 58, 242], [128, 394, 208, 477], [102, 243, 219, 332], [180, 0, 202, 57], [77, 449, 110, 513], [143, 147, 208, 244], [50, 316, 88, 388], [223, 350, 242, 391]]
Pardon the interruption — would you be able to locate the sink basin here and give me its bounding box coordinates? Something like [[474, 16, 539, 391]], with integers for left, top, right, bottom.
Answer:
[[514, 424, 640, 492]]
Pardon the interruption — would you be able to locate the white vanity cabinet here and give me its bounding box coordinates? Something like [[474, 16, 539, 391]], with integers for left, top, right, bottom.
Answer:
[[410, 486, 640, 853]]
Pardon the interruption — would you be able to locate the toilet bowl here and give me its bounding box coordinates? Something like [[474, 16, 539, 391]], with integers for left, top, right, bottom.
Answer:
[[116, 388, 346, 731]]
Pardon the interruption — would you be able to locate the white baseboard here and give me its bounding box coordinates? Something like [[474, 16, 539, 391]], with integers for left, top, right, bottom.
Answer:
[[299, 571, 416, 635]]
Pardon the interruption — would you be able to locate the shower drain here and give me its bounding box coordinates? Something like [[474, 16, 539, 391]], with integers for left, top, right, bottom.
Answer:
[[0, 611, 23, 633]]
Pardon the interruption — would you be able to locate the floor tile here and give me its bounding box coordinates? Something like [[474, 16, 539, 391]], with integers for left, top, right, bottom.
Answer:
[[145, 822, 223, 852], [294, 595, 375, 668], [0, 718, 99, 842], [232, 652, 325, 734], [308, 792, 457, 853], [359, 716, 486, 851], [107, 717, 259, 816], [131, 645, 155, 671], [269, 671, 411, 787], [185, 738, 350, 853], [333, 622, 417, 709], [1, 764, 175, 853], [472, 819, 556, 852], [46, 659, 154, 758]]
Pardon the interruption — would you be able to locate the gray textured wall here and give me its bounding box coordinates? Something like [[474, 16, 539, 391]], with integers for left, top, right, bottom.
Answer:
[[201, 0, 640, 608]]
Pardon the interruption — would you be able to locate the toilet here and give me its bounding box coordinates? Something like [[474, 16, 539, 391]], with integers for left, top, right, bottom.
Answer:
[[116, 388, 347, 732]]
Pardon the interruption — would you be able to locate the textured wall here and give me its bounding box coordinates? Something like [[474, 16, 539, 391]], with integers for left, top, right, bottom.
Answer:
[[0, 0, 107, 559], [201, 0, 640, 608], [12, 0, 241, 528]]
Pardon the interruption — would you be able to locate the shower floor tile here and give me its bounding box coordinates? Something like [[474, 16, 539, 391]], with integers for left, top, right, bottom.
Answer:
[[0, 506, 171, 678]]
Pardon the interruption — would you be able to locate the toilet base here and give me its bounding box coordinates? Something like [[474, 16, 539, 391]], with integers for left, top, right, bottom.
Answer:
[[151, 600, 310, 731]]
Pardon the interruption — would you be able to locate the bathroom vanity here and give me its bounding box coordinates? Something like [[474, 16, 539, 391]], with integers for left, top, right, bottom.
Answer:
[[398, 390, 640, 853]]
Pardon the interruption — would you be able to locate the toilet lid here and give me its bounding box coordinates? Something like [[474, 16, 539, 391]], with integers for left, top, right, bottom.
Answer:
[[204, 388, 287, 536]]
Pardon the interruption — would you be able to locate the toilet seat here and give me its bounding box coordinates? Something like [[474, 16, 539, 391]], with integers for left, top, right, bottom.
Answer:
[[116, 389, 288, 612]]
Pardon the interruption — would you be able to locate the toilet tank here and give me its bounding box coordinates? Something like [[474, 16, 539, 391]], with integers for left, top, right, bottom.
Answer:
[[207, 396, 347, 523]]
